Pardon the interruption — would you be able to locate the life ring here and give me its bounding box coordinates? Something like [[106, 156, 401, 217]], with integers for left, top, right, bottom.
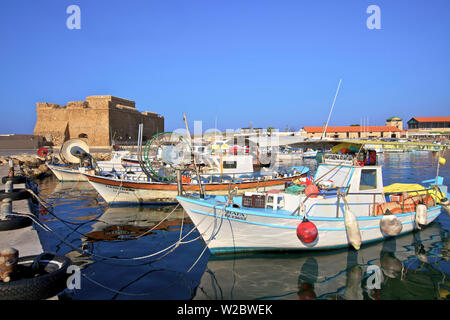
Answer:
[[0, 253, 71, 300], [37, 147, 48, 158]]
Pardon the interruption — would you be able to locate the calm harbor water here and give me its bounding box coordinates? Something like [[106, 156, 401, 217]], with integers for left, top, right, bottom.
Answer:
[[34, 151, 450, 300]]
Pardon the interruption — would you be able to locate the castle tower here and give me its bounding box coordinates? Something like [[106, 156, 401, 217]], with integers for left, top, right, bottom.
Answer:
[[34, 95, 164, 147], [385, 116, 403, 131]]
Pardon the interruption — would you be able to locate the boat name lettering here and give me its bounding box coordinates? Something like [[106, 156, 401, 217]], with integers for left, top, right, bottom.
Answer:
[[324, 154, 353, 161], [225, 211, 247, 221], [105, 185, 134, 192]]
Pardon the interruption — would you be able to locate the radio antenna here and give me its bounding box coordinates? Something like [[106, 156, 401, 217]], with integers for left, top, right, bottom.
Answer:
[[321, 79, 342, 140]]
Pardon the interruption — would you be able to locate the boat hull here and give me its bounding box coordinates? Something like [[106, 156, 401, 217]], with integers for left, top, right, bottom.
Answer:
[[47, 164, 89, 182], [303, 150, 318, 158], [85, 173, 305, 205], [176, 196, 443, 254]]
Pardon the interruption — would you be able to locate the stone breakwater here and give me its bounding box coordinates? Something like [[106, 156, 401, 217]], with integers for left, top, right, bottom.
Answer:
[[0, 152, 112, 179]]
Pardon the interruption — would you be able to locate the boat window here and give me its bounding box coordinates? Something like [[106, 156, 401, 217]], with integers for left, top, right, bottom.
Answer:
[[223, 161, 237, 169], [360, 169, 377, 190]]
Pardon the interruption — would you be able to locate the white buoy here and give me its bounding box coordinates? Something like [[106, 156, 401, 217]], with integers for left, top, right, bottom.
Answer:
[[380, 212, 403, 236], [415, 204, 427, 229], [440, 198, 450, 216], [343, 198, 362, 250]]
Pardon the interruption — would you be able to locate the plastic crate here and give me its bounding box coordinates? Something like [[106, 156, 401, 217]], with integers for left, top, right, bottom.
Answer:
[[252, 194, 266, 208], [242, 193, 266, 208], [242, 194, 253, 207]]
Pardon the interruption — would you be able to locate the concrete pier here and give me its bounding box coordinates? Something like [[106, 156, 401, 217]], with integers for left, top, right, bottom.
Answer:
[[0, 164, 43, 257]]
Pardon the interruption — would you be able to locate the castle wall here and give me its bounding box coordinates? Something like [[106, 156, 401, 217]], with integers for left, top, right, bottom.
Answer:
[[34, 96, 164, 146]]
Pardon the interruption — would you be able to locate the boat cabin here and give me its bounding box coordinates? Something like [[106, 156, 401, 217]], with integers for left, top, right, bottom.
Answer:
[[239, 148, 386, 218]]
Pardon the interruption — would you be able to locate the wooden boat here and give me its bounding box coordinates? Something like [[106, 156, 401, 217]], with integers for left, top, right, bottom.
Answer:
[[83, 166, 309, 205], [176, 141, 449, 254]]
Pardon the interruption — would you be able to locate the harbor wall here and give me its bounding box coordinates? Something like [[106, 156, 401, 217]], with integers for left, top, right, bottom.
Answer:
[[0, 134, 44, 149]]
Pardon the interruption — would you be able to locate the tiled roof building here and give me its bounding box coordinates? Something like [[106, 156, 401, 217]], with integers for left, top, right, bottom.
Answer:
[[301, 126, 402, 139]]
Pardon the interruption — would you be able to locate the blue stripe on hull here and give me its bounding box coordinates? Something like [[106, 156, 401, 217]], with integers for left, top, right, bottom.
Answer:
[[208, 226, 434, 254], [108, 201, 178, 207], [190, 208, 441, 231]]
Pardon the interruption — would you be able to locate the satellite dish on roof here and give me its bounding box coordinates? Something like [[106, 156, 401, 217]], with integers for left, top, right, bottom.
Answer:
[[60, 139, 90, 164]]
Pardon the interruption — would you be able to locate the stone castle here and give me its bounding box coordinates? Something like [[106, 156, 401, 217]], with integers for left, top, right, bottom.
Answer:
[[34, 95, 164, 147]]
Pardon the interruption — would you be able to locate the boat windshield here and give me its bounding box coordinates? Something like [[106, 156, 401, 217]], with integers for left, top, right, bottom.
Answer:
[[313, 164, 353, 188]]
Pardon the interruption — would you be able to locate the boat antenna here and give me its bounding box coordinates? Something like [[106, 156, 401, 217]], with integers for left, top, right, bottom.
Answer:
[[183, 113, 205, 198], [321, 79, 342, 140]]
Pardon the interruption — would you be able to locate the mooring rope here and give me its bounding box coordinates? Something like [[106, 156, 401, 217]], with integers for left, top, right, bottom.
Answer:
[[9, 211, 194, 262]]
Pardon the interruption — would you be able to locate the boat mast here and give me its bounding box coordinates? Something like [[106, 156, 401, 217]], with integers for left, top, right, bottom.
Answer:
[[321, 79, 342, 140], [183, 113, 205, 198]]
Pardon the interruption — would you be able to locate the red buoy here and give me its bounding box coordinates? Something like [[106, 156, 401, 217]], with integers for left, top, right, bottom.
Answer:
[[296, 218, 318, 244]]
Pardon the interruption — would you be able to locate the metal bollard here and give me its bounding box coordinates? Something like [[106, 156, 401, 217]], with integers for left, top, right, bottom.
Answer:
[[0, 248, 18, 282]]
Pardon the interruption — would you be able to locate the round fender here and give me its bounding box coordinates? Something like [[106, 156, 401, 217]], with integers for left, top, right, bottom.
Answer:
[[0, 253, 71, 300], [0, 215, 32, 231], [1, 176, 27, 184], [0, 189, 31, 201], [380, 214, 403, 236]]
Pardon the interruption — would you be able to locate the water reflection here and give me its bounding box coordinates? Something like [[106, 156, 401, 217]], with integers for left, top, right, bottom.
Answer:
[[84, 206, 191, 242], [193, 222, 450, 300], [33, 151, 449, 300]]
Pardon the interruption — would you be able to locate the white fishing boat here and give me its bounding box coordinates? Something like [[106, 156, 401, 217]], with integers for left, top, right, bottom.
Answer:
[[303, 149, 319, 158], [47, 163, 93, 182], [277, 147, 304, 161], [176, 141, 450, 254], [47, 139, 143, 182], [96, 150, 141, 172]]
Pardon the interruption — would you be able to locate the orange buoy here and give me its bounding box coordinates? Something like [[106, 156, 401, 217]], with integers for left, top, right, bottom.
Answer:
[[296, 217, 318, 244]]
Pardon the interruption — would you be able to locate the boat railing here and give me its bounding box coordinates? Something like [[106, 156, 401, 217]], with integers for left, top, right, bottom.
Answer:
[[291, 185, 440, 217], [189, 169, 304, 184], [291, 189, 385, 217]]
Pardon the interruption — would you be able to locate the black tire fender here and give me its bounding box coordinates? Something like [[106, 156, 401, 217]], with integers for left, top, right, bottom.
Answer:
[[1, 176, 27, 184], [0, 253, 71, 300], [0, 215, 32, 231], [0, 189, 31, 201]]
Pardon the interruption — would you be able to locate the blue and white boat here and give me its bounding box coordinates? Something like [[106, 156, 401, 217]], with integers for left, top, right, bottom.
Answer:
[[177, 142, 449, 254]]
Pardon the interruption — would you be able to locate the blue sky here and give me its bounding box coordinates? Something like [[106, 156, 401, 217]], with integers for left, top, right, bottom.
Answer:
[[0, 0, 449, 134]]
